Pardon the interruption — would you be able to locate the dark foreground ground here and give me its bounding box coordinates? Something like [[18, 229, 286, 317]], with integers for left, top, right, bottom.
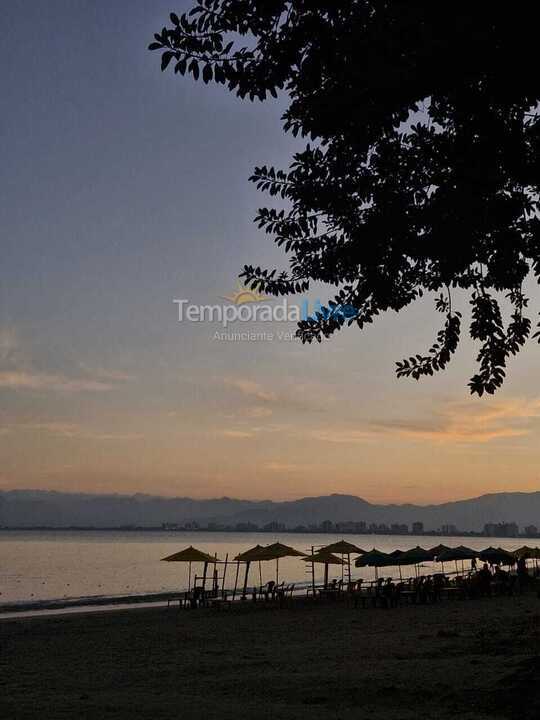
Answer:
[[2, 592, 540, 720]]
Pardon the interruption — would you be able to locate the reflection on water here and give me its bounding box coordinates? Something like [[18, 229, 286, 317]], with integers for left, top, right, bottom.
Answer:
[[0, 530, 528, 605]]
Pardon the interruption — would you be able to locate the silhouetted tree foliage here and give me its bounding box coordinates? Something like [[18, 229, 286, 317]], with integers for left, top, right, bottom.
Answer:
[[150, 2, 540, 395]]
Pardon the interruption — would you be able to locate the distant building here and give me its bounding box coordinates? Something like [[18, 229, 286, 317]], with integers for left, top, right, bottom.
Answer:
[[234, 522, 259, 532], [412, 521, 424, 535], [524, 525, 539, 537], [441, 524, 458, 536], [262, 521, 286, 532], [335, 520, 366, 533], [391, 523, 409, 535], [484, 522, 519, 538]]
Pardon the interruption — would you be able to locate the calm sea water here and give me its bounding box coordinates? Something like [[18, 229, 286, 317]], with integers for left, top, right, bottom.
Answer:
[[0, 530, 528, 606]]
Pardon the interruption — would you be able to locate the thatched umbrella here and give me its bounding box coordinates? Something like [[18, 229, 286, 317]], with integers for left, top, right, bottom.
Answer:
[[436, 545, 477, 574], [355, 548, 395, 580], [234, 542, 305, 595], [260, 542, 306, 585], [514, 545, 540, 572], [161, 546, 220, 592], [427, 544, 452, 572], [234, 544, 267, 596], [303, 550, 344, 589], [321, 540, 365, 582], [514, 545, 537, 559], [479, 547, 516, 566], [428, 544, 451, 558], [393, 546, 433, 578]]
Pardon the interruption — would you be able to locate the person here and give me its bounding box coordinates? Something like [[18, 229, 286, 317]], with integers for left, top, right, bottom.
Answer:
[[478, 563, 492, 597], [515, 556, 528, 594], [381, 577, 396, 608], [433, 573, 445, 602]]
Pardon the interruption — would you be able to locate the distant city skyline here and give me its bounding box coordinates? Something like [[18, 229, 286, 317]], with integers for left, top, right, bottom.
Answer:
[[2, 1, 540, 504]]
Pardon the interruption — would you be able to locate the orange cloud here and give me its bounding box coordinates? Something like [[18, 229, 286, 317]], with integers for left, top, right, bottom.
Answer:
[[371, 398, 540, 444], [0, 371, 114, 393]]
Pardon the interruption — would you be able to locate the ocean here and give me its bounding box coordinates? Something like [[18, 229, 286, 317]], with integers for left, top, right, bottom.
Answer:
[[0, 530, 528, 610]]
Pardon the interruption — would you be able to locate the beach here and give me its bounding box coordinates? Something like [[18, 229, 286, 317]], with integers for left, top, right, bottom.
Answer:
[[3, 592, 540, 719]]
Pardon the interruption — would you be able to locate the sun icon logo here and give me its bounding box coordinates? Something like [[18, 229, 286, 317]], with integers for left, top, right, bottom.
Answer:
[[220, 282, 270, 305]]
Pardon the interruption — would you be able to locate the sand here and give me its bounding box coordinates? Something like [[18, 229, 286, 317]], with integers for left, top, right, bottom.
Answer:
[[2, 592, 540, 720]]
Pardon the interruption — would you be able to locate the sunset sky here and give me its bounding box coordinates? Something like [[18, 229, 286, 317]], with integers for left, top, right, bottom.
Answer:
[[2, 0, 540, 505]]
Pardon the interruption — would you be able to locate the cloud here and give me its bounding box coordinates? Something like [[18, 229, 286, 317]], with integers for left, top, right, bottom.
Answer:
[[0, 327, 21, 365], [78, 364, 135, 382], [370, 398, 540, 444], [296, 398, 540, 447], [0, 328, 133, 394], [218, 429, 256, 439], [264, 462, 305, 472], [2, 421, 143, 441], [0, 371, 114, 393], [221, 377, 277, 403], [307, 428, 375, 444]]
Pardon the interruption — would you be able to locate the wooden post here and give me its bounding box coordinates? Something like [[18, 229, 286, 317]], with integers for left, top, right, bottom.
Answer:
[[233, 560, 240, 600], [202, 561, 208, 591], [222, 553, 229, 594], [311, 545, 315, 593], [242, 561, 251, 597]]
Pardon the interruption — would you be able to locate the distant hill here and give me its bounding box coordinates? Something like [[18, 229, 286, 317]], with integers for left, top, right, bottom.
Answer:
[[1, 489, 540, 532]]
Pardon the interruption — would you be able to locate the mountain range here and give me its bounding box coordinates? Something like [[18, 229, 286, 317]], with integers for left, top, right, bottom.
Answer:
[[1, 489, 540, 532]]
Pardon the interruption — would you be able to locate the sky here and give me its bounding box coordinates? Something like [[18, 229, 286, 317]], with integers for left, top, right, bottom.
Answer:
[[2, 0, 540, 505]]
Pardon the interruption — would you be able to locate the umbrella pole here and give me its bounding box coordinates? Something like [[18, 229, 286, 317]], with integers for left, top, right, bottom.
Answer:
[[276, 557, 279, 585], [242, 561, 251, 597], [233, 560, 240, 600], [399, 565, 402, 581], [324, 562, 329, 589], [259, 560, 263, 586], [222, 554, 229, 594], [202, 562, 208, 591], [188, 561, 192, 592], [311, 546, 315, 593]]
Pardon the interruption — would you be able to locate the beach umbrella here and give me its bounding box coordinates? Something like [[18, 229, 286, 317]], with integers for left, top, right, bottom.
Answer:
[[453, 545, 478, 560], [427, 545, 451, 572], [395, 546, 433, 564], [161, 546, 220, 592], [321, 540, 365, 582], [434, 546, 477, 575], [479, 547, 515, 565], [303, 550, 344, 588], [234, 542, 305, 593], [428, 544, 451, 559], [233, 545, 268, 596], [260, 542, 306, 585], [393, 546, 433, 578], [321, 540, 366, 554], [514, 546, 537, 559], [355, 549, 395, 580]]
